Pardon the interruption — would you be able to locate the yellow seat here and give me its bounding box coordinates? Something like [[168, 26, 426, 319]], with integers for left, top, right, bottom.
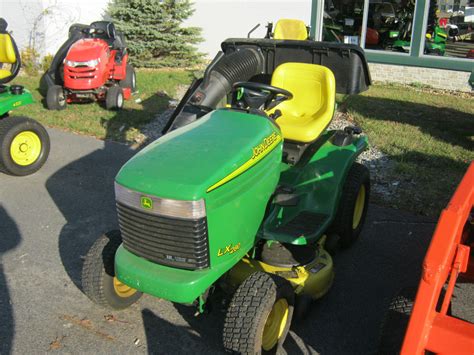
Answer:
[[273, 19, 308, 40], [0, 33, 17, 64], [0, 69, 12, 79], [268, 63, 336, 143]]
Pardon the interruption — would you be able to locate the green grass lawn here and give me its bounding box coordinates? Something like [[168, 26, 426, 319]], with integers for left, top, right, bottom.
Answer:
[[344, 83, 473, 216], [12, 69, 194, 142]]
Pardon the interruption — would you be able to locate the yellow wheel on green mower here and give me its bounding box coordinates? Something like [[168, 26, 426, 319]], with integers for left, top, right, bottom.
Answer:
[[262, 298, 290, 351], [330, 162, 370, 248], [82, 231, 142, 310], [223, 272, 294, 354], [0, 116, 50, 176], [10, 131, 42, 166], [352, 184, 366, 230], [113, 277, 138, 298]]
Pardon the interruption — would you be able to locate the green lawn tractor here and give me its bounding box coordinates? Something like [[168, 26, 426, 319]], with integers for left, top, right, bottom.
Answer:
[[82, 35, 372, 353], [0, 18, 50, 176]]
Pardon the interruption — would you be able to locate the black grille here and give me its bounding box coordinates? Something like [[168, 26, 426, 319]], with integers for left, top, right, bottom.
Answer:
[[117, 202, 209, 270]]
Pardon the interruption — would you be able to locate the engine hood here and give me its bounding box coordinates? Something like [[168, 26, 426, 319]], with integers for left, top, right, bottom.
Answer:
[[115, 109, 282, 201], [65, 38, 108, 62]]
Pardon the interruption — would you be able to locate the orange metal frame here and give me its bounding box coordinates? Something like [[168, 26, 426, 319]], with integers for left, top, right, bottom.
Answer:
[[401, 162, 474, 354]]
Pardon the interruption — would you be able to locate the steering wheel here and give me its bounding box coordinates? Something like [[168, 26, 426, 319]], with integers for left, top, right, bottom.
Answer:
[[231, 82, 293, 111]]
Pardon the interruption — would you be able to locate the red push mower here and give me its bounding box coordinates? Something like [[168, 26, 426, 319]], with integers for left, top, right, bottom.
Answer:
[[44, 21, 136, 111]]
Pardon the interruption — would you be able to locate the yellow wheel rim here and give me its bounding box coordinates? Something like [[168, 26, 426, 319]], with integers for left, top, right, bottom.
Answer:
[[113, 277, 137, 298], [10, 131, 42, 166], [352, 185, 366, 229], [262, 298, 289, 351]]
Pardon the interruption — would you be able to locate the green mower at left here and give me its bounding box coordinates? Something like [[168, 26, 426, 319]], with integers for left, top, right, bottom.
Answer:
[[0, 18, 50, 176]]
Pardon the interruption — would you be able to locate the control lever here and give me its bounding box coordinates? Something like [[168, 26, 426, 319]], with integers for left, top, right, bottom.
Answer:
[[269, 109, 282, 120]]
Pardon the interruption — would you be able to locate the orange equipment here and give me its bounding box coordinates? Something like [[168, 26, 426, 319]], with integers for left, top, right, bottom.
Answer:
[[401, 162, 474, 354]]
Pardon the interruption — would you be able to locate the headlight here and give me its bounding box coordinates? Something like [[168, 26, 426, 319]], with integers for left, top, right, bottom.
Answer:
[[114, 183, 206, 219], [64, 58, 100, 67]]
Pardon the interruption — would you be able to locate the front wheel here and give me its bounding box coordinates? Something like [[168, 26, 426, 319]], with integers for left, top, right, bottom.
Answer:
[[0, 116, 50, 176], [330, 162, 370, 248], [223, 272, 294, 354], [106, 85, 124, 110], [81, 230, 142, 310], [46, 85, 67, 110]]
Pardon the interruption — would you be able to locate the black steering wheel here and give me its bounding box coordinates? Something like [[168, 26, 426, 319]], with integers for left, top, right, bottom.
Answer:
[[231, 82, 293, 111]]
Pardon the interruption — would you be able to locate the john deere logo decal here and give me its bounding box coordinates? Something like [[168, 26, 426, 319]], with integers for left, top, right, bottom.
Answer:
[[140, 196, 153, 209], [252, 132, 280, 159]]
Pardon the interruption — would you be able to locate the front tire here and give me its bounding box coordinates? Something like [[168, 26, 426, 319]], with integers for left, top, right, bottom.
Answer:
[[0, 116, 50, 176], [331, 162, 370, 248], [106, 85, 124, 110], [81, 230, 142, 310], [46, 85, 67, 110], [223, 272, 294, 354]]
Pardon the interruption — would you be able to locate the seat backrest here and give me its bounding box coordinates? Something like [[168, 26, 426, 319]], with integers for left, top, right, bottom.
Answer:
[[269, 63, 336, 143], [0, 33, 16, 64], [273, 19, 308, 40]]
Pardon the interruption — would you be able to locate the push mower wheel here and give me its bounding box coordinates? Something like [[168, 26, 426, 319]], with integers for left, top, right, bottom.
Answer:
[[120, 64, 136, 92], [331, 162, 370, 248], [0, 116, 50, 176], [81, 230, 142, 310], [106, 85, 124, 110], [46, 85, 67, 110], [223, 272, 294, 354]]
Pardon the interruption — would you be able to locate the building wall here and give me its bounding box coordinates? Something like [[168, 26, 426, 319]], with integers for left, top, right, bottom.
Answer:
[[369, 63, 472, 92], [1, 0, 109, 56], [184, 0, 312, 57]]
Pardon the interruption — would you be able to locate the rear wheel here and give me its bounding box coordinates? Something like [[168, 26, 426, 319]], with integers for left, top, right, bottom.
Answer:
[[81, 230, 142, 310], [106, 85, 124, 110], [46, 85, 67, 110], [223, 272, 294, 354], [331, 162, 370, 248], [120, 64, 136, 92], [0, 116, 50, 176]]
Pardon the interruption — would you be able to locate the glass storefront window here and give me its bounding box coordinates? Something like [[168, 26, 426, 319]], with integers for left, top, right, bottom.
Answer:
[[365, 0, 417, 53], [425, 0, 474, 58], [323, 0, 366, 45]]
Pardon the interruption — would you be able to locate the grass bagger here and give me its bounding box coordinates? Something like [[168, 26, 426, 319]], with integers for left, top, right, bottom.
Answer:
[[43, 21, 136, 111], [0, 18, 50, 176], [379, 163, 474, 354], [82, 20, 372, 353]]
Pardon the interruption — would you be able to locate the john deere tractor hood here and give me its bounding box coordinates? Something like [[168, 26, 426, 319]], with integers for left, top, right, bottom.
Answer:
[[115, 109, 282, 200]]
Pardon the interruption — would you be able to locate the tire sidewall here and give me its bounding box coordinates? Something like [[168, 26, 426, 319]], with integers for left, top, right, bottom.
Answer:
[[46, 85, 66, 110], [106, 86, 123, 110], [82, 230, 142, 310], [255, 276, 294, 354]]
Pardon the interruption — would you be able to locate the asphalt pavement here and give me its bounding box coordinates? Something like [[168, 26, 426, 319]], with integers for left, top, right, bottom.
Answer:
[[0, 128, 470, 354]]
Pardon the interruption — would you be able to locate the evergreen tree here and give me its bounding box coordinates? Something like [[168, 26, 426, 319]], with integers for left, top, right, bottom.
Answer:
[[107, 0, 203, 68]]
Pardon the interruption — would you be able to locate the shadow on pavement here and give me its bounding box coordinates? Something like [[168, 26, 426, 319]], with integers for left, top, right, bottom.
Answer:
[[45, 93, 169, 290], [0, 206, 21, 354]]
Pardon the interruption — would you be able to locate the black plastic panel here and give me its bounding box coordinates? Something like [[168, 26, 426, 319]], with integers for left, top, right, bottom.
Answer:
[[221, 39, 372, 94]]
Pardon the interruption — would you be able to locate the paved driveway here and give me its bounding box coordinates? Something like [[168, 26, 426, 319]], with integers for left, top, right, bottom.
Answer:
[[0, 128, 464, 354]]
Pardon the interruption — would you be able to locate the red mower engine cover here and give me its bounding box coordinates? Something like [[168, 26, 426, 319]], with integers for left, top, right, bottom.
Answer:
[[64, 38, 125, 91]]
